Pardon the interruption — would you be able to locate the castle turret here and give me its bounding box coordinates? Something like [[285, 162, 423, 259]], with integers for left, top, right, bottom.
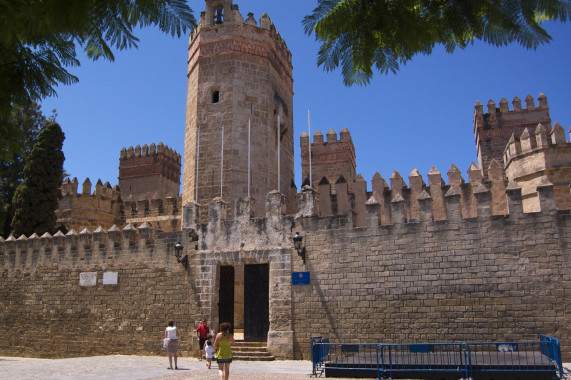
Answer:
[[56, 177, 123, 231], [182, 0, 294, 217], [118, 142, 181, 200], [503, 122, 571, 211], [300, 127, 356, 189], [474, 93, 551, 178]]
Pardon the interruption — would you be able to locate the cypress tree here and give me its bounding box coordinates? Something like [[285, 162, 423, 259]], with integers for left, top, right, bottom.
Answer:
[[0, 102, 47, 237], [11, 122, 65, 237]]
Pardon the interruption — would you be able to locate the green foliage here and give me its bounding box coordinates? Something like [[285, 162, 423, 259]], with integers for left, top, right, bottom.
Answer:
[[11, 122, 65, 237], [0, 0, 195, 157], [0, 103, 48, 238], [303, 0, 571, 85]]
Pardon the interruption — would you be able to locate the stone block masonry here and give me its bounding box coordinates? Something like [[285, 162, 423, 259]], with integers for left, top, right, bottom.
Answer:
[[0, 227, 202, 358], [2, 183, 570, 361], [183, 4, 295, 217], [290, 184, 570, 360]]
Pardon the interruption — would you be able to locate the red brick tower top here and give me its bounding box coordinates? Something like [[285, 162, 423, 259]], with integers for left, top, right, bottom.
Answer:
[[300, 128, 356, 189], [118, 143, 181, 199], [474, 93, 551, 178]]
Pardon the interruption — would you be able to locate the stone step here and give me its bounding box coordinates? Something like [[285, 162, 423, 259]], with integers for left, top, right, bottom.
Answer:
[[233, 341, 267, 348], [233, 349, 273, 356], [231, 355, 275, 361], [233, 347, 273, 353], [229, 341, 275, 361]]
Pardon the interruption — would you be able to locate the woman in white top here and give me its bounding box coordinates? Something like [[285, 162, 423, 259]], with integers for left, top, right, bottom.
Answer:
[[164, 319, 181, 369]]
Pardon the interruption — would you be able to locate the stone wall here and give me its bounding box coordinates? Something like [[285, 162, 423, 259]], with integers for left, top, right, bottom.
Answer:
[[56, 178, 123, 232], [123, 195, 182, 232], [0, 227, 202, 358], [2, 184, 569, 361], [291, 184, 570, 360]]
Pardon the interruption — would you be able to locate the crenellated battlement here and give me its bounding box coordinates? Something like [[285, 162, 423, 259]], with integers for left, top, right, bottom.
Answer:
[[118, 142, 181, 200], [0, 223, 185, 272], [474, 93, 549, 117], [474, 93, 552, 179], [56, 177, 123, 232], [119, 142, 181, 164], [60, 177, 121, 199], [176, 164, 564, 253], [503, 122, 571, 211], [123, 193, 182, 231], [503, 122, 570, 163], [294, 161, 561, 226], [192, 1, 292, 66]]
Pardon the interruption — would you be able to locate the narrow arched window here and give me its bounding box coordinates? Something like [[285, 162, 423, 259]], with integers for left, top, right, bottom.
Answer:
[[214, 6, 223, 24], [212, 91, 220, 103]]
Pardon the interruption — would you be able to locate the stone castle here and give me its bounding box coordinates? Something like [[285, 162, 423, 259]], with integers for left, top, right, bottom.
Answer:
[[1, 0, 569, 361]]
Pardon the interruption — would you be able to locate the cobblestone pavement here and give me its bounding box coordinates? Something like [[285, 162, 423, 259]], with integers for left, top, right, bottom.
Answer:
[[0, 356, 569, 380], [0, 356, 333, 380]]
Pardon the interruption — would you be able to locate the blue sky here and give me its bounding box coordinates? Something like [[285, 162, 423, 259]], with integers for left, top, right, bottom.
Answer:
[[41, 0, 571, 194]]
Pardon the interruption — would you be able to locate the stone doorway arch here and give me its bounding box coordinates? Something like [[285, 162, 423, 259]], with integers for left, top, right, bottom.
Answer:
[[197, 247, 294, 359]]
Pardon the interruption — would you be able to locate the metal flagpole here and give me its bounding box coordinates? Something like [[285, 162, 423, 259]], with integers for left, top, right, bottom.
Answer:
[[220, 126, 224, 198], [248, 118, 251, 199], [195, 128, 200, 202], [308, 109, 312, 187], [277, 115, 280, 192]]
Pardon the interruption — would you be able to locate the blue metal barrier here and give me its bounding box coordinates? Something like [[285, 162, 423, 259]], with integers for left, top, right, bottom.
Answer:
[[310, 337, 330, 376], [463, 339, 561, 379], [540, 334, 564, 379], [312, 341, 379, 377], [376, 342, 471, 379], [311, 335, 564, 379]]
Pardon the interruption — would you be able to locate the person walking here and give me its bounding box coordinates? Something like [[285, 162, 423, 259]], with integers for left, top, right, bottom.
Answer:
[[164, 320, 180, 370], [204, 340, 214, 369], [213, 322, 235, 380], [196, 318, 210, 361]]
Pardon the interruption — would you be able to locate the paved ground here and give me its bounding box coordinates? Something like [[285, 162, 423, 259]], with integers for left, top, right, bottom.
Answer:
[[0, 355, 569, 379], [0, 356, 321, 380]]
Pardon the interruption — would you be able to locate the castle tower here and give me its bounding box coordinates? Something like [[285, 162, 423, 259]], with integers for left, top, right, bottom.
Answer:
[[473, 94, 551, 178], [182, 0, 294, 216], [503, 122, 571, 211], [300, 127, 356, 189], [118, 143, 181, 199]]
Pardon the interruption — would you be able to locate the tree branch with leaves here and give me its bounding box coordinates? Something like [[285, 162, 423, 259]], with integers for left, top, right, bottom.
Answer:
[[0, 0, 196, 159], [303, 0, 571, 86]]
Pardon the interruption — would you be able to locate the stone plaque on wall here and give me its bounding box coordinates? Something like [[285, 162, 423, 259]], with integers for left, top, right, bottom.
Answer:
[[79, 272, 97, 286], [103, 272, 118, 285]]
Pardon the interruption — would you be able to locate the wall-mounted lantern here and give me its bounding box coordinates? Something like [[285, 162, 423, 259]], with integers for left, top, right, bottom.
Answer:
[[174, 241, 188, 269], [293, 232, 306, 264]]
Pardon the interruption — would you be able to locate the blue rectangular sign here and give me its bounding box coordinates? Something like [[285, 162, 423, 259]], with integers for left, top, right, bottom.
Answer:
[[292, 271, 310, 285]]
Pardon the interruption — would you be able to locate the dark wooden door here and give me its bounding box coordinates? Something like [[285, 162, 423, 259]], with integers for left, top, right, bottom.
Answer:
[[244, 263, 269, 342], [218, 265, 234, 332]]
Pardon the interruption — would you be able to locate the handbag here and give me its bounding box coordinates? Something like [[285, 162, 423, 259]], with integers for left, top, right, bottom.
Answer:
[[163, 338, 169, 349]]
